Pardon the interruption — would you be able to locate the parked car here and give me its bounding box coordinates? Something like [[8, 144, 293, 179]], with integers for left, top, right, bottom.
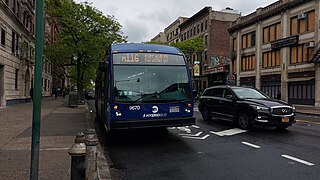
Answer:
[[198, 85, 296, 130], [85, 89, 95, 100]]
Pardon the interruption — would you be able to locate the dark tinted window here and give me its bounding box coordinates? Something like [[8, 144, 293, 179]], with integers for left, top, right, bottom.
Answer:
[[207, 88, 223, 97], [223, 89, 233, 98]]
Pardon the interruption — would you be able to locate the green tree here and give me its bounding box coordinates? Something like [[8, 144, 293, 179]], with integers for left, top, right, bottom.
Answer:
[[171, 37, 204, 62], [44, 0, 127, 97]]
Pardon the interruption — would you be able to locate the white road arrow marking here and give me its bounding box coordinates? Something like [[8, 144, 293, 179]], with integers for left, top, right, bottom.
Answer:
[[177, 126, 191, 133], [182, 134, 210, 140], [210, 128, 247, 137], [179, 132, 202, 136], [192, 125, 200, 128], [179, 131, 209, 140]]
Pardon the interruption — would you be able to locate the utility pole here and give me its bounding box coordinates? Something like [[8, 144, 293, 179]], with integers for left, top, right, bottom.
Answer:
[[30, 0, 44, 179]]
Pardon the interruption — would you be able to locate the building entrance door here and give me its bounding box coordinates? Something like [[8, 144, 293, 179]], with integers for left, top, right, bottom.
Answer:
[[0, 65, 4, 107], [25, 69, 30, 98]]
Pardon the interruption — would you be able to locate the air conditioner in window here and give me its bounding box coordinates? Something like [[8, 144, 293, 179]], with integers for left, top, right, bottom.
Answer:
[[305, 41, 315, 48], [298, 13, 307, 19]]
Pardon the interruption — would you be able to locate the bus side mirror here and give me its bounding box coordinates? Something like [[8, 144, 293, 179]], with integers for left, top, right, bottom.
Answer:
[[99, 61, 109, 72], [192, 90, 198, 97]]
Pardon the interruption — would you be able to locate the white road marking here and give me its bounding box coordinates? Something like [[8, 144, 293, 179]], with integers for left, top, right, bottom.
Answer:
[[210, 128, 247, 137], [177, 126, 191, 133], [182, 134, 209, 140], [241, 142, 261, 149], [40, 147, 70, 151], [281, 155, 315, 166], [192, 125, 200, 128], [194, 108, 199, 111], [179, 132, 202, 136]]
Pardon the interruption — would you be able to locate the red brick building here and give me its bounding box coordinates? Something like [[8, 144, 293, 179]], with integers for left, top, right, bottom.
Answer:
[[179, 7, 240, 91]]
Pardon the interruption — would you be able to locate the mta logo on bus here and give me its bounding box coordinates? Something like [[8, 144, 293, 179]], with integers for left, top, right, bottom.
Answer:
[[152, 106, 158, 113]]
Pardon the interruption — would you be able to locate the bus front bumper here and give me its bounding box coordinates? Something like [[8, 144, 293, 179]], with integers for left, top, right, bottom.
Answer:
[[110, 117, 196, 130]]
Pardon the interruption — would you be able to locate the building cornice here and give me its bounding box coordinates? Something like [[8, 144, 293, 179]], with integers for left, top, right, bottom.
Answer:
[[228, 0, 312, 34], [179, 6, 211, 30]]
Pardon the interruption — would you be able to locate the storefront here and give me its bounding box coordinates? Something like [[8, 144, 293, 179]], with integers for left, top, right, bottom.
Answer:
[[204, 65, 228, 87], [261, 74, 281, 99], [288, 71, 315, 105], [240, 76, 255, 87]]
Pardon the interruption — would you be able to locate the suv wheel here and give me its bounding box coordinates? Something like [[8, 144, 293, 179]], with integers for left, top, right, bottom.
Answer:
[[201, 106, 211, 121], [238, 112, 251, 130]]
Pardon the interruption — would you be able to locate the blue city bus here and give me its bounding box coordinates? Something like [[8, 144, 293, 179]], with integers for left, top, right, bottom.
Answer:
[[95, 43, 195, 131]]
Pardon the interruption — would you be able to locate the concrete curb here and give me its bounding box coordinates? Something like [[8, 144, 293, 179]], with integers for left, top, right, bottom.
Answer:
[[84, 102, 111, 180], [296, 111, 320, 117]]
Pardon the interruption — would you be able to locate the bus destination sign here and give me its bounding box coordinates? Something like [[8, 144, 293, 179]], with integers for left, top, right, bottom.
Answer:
[[113, 53, 185, 65]]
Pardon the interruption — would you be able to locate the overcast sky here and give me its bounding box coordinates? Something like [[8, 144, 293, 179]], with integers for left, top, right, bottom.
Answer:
[[75, 0, 277, 42]]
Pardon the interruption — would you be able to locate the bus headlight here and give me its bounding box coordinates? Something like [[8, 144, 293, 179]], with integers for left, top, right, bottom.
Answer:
[[115, 111, 122, 117], [185, 108, 191, 113]]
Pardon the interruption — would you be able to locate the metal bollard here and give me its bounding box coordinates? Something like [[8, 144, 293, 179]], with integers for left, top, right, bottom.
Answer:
[[68, 132, 86, 180], [85, 129, 99, 180]]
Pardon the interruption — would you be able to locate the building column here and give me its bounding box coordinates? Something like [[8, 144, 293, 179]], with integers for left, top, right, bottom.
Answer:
[[281, 11, 289, 102], [255, 22, 261, 89], [236, 31, 241, 86], [315, 67, 320, 107], [315, 0, 320, 107]]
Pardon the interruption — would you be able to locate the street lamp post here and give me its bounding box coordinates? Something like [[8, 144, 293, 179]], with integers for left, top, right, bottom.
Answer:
[[30, 0, 44, 179]]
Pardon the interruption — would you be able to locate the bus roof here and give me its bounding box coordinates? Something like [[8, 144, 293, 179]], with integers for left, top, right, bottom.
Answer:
[[111, 43, 183, 54]]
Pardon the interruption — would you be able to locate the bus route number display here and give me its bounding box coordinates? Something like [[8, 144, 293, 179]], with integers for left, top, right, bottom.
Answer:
[[113, 53, 185, 65], [121, 53, 169, 63]]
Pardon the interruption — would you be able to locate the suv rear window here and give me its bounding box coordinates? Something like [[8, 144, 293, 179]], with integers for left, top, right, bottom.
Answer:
[[203, 88, 223, 97]]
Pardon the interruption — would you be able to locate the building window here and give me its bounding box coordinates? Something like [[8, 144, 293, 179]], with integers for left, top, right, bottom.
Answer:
[[262, 50, 281, 68], [11, 31, 19, 56], [291, 10, 315, 36], [190, 29, 193, 37], [263, 23, 281, 43], [205, 20, 208, 29], [187, 31, 189, 39], [1, 28, 5, 46], [233, 37, 237, 51], [201, 22, 204, 32], [193, 27, 196, 35], [241, 55, 256, 71], [197, 25, 200, 33], [241, 31, 255, 49], [5, 0, 9, 5], [15, 69, 19, 89], [290, 44, 313, 64], [175, 28, 179, 36], [204, 51, 207, 60], [204, 35, 208, 45]]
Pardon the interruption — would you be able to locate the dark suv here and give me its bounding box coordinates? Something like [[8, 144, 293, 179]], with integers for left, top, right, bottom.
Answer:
[[198, 85, 295, 130]]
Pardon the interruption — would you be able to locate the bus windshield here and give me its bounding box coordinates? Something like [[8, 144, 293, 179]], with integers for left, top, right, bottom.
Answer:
[[113, 64, 190, 103]]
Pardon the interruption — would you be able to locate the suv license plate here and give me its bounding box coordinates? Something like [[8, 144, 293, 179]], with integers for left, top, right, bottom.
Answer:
[[282, 117, 289, 122]]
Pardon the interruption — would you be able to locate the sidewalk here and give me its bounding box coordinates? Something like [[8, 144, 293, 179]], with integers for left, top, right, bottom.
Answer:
[[294, 104, 320, 116], [0, 97, 96, 179]]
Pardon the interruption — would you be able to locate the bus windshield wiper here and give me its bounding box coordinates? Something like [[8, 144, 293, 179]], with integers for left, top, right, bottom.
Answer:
[[129, 92, 159, 105]]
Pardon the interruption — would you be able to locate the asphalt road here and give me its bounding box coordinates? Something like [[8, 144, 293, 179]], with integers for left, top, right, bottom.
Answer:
[[87, 100, 320, 180]]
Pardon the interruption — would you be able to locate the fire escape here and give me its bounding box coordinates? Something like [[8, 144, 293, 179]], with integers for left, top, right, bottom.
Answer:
[[310, 41, 320, 64]]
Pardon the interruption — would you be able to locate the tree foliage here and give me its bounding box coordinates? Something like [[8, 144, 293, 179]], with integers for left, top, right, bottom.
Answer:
[[44, 0, 127, 91], [170, 37, 204, 61]]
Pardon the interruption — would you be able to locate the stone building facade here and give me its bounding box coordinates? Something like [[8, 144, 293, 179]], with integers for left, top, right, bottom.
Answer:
[[229, 0, 320, 106], [0, 0, 52, 107], [164, 17, 188, 45], [151, 32, 166, 44]]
